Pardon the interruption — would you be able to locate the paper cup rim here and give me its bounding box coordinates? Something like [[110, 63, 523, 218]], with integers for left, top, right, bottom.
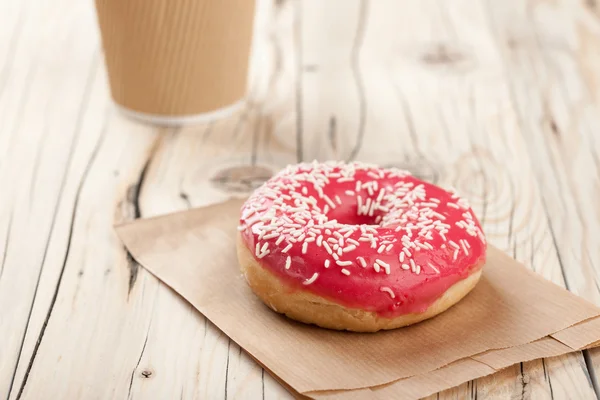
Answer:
[[116, 99, 246, 127]]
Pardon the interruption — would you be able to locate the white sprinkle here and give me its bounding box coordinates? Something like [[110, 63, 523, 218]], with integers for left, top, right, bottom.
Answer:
[[255, 242, 261, 257], [462, 239, 471, 248], [297, 233, 306, 242], [316, 235, 323, 246], [449, 240, 460, 249], [448, 202, 460, 209], [377, 244, 386, 253], [380, 287, 395, 299], [285, 256, 291, 269], [262, 232, 279, 240], [423, 242, 434, 250], [343, 245, 357, 253], [325, 229, 332, 235], [336, 260, 353, 266], [357, 256, 367, 268], [356, 181, 362, 192], [357, 196, 363, 213], [401, 263, 410, 270], [385, 244, 393, 252], [332, 253, 339, 260], [335, 195, 342, 205], [303, 273, 319, 285], [461, 240, 469, 255], [416, 264, 421, 274], [345, 190, 355, 196], [323, 241, 333, 254], [302, 242, 308, 254], [337, 247, 343, 255], [453, 249, 459, 261], [261, 242, 269, 253], [316, 186, 324, 198], [323, 205, 330, 214], [410, 259, 416, 271], [324, 259, 330, 268], [399, 252, 405, 262], [257, 250, 270, 259], [404, 248, 412, 257], [323, 194, 337, 209], [441, 244, 447, 249], [431, 211, 446, 220], [431, 198, 441, 203], [276, 235, 285, 245], [428, 262, 440, 274], [376, 259, 391, 274], [415, 241, 427, 250], [347, 238, 359, 246], [341, 269, 351, 276], [373, 262, 381, 273], [282, 243, 293, 253]]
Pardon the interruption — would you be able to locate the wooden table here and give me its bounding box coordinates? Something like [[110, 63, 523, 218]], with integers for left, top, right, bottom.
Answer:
[[2, 0, 600, 398]]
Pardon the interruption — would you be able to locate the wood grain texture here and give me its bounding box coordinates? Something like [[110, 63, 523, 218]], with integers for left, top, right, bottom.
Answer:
[[0, 0, 598, 399]]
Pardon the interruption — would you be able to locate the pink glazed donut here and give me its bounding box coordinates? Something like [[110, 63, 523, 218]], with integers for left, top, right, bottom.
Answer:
[[236, 161, 486, 332]]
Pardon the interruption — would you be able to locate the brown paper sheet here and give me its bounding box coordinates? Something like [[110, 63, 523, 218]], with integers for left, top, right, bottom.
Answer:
[[116, 199, 600, 398], [313, 315, 600, 399], [552, 315, 600, 349]]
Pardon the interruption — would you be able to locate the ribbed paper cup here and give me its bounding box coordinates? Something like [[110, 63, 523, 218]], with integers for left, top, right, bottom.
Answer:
[[95, 0, 256, 125]]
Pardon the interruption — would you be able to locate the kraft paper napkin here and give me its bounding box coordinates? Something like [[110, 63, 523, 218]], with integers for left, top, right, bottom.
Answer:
[[115, 199, 600, 399]]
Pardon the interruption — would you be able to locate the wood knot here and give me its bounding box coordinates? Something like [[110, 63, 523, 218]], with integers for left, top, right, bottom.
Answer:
[[420, 43, 473, 72], [210, 164, 274, 193], [422, 44, 464, 64], [140, 369, 153, 379]]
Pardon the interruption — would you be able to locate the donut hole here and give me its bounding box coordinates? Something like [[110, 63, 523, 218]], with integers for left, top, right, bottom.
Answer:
[[325, 202, 386, 227]]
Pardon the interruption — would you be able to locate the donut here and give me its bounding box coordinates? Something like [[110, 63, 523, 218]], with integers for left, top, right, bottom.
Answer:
[[236, 161, 487, 332]]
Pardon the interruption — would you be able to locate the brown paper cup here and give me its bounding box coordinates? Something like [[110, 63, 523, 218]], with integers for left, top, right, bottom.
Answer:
[[95, 0, 256, 125]]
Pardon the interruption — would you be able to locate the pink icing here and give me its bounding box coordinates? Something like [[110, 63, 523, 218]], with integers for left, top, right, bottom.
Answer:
[[238, 161, 487, 317]]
